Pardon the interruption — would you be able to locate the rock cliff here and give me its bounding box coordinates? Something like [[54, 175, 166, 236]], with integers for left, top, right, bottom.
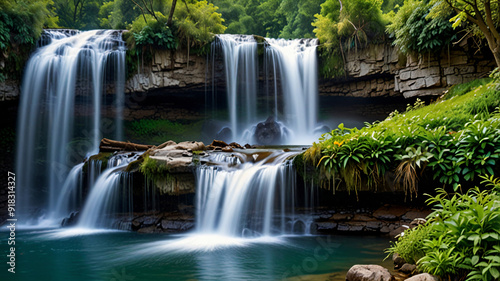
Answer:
[[320, 42, 495, 98], [1, 40, 495, 101]]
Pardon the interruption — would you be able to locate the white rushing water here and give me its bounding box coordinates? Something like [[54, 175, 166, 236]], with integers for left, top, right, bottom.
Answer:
[[195, 150, 313, 237], [265, 38, 319, 144], [16, 29, 126, 224], [212, 35, 320, 145], [77, 153, 141, 228], [215, 34, 258, 140]]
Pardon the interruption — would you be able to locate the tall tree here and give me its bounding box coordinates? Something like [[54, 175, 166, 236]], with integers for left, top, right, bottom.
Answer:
[[54, 0, 101, 29], [432, 0, 500, 66]]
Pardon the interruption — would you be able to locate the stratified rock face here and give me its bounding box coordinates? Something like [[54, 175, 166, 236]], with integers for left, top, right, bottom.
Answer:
[[319, 43, 495, 98], [346, 264, 394, 281], [126, 50, 207, 93]]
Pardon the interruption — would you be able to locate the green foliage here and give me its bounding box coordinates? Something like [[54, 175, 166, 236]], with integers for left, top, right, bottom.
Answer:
[[337, 0, 386, 49], [387, 176, 500, 280], [98, 0, 144, 29], [313, 0, 387, 78], [421, 177, 500, 280], [174, 0, 226, 48], [387, 0, 456, 54], [0, 0, 57, 81], [279, 0, 323, 38], [129, 12, 177, 50], [139, 155, 171, 181], [428, 0, 500, 66], [83, 152, 112, 173], [53, 0, 101, 29], [125, 119, 204, 145], [445, 78, 492, 100], [304, 78, 500, 195], [386, 225, 432, 264], [210, 0, 319, 38]]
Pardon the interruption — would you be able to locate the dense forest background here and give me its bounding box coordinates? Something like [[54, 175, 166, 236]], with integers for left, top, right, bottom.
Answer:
[[1, 0, 499, 80]]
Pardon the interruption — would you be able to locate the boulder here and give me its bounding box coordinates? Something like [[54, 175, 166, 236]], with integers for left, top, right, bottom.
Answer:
[[228, 142, 243, 149], [399, 263, 416, 274], [254, 116, 281, 145], [404, 273, 439, 281], [222, 146, 233, 152], [210, 140, 229, 148], [346, 264, 394, 281], [149, 141, 205, 173], [392, 253, 406, 269]]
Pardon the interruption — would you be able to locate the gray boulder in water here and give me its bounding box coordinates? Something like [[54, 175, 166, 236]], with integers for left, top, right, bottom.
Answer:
[[254, 117, 281, 145]]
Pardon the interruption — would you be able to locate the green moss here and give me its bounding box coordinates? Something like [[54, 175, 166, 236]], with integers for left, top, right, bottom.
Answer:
[[125, 119, 204, 145], [139, 155, 170, 181], [83, 152, 112, 173], [138, 155, 183, 194]]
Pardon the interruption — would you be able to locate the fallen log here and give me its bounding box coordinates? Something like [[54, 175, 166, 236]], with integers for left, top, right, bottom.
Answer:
[[99, 138, 154, 152]]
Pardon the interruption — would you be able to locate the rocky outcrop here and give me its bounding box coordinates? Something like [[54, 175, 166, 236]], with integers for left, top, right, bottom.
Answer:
[[0, 79, 19, 101], [320, 43, 496, 98], [311, 205, 431, 235], [129, 212, 195, 233], [126, 50, 208, 93], [346, 265, 394, 281], [145, 140, 206, 194]]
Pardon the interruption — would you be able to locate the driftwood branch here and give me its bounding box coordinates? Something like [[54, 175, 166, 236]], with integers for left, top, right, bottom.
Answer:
[[99, 138, 153, 152]]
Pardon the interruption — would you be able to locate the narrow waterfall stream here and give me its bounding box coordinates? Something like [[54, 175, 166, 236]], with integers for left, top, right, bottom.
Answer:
[[214, 34, 258, 140], [16, 30, 126, 225], [265, 38, 319, 144]]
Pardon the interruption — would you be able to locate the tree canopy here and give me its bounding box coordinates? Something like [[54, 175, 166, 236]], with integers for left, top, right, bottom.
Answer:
[[1, 0, 500, 78], [430, 0, 500, 66]]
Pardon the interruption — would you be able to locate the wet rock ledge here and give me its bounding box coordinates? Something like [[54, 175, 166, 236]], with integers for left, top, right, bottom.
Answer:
[[312, 205, 431, 236]]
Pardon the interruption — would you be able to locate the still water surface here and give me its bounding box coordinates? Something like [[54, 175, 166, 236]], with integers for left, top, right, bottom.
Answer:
[[2, 229, 390, 281]]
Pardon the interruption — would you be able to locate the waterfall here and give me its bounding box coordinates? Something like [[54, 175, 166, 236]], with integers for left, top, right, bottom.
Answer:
[[213, 34, 258, 140], [265, 38, 319, 144], [77, 153, 140, 228], [195, 151, 312, 237], [211, 35, 320, 145], [16, 29, 126, 224]]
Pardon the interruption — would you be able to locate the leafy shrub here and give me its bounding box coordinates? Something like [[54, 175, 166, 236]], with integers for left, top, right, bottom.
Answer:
[[0, 0, 57, 81], [313, 0, 388, 78], [128, 12, 177, 50], [303, 78, 500, 196], [420, 176, 500, 280], [387, 176, 500, 280], [386, 224, 432, 264], [386, 0, 456, 54]]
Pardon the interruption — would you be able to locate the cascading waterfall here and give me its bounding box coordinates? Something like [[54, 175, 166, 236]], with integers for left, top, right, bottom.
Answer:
[[195, 150, 313, 237], [211, 35, 320, 145], [214, 34, 258, 140], [77, 153, 141, 228], [16, 30, 126, 224], [265, 38, 319, 144]]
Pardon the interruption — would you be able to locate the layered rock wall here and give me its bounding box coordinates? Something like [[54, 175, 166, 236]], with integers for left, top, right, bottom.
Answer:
[[125, 50, 208, 93], [1, 41, 496, 101], [320, 43, 496, 98]]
